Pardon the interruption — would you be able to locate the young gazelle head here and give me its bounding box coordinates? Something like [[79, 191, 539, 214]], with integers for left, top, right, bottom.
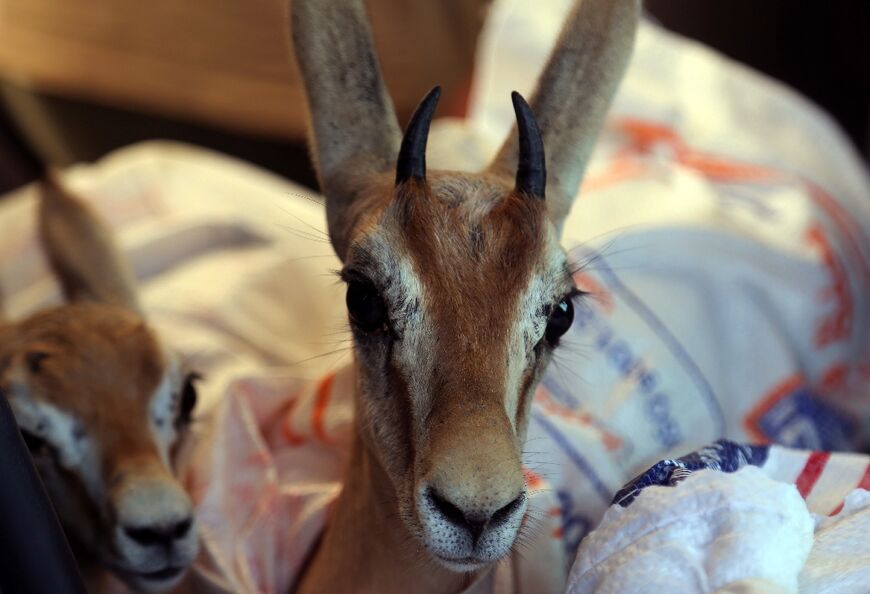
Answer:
[[0, 177, 199, 592], [292, 0, 639, 571]]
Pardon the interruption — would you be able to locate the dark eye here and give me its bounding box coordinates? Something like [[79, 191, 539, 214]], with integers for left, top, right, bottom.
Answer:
[[177, 373, 200, 427], [346, 281, 388, 333], [545, 298, 574, 344], [20, 429, 51, 456]]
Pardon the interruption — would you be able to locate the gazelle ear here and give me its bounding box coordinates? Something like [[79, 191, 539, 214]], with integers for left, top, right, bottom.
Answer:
[[488, 0, 640, 233], [291, 0, 401, 260], [38, 173, 143, 314]]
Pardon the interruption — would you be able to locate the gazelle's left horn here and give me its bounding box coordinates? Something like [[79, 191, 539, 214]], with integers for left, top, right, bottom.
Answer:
[[395, 86, 441, 185], [511, 91, 546, 198], [487, 0, 640, 229]]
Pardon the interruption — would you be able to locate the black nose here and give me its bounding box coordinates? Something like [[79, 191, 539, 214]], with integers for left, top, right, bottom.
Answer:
[[427, 489, 525, 547], [123, 517, 193, 547]]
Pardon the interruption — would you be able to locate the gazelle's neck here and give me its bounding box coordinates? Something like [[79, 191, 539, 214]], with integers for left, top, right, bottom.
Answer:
[[296, 422, 476, 594]]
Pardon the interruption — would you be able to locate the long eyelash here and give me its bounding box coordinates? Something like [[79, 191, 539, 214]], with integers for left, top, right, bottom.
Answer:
[[567, 287, 588, 301], [339, 267, 375, 286]]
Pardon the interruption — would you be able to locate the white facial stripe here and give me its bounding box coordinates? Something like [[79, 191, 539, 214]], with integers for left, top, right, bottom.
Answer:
[[361, 232, 436, 429], [504, 237, 571, 425], [148, 362, 182, 467], [8, 395, 102, 499], [5, 348, 198, 584], [363, 227, 569, 434], [390, 258, 432, 424]]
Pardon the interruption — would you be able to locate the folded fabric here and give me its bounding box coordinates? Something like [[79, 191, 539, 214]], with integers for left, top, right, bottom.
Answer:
[[801, 489, 870, 594], [568, 466, 815, 594], [568, 444, 870, 594]]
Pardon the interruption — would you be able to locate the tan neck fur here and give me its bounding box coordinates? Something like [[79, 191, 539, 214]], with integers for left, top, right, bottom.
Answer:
[[296, 424, 475, 594]]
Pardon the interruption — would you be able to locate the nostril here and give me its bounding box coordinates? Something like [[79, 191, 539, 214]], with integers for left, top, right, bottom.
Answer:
[[173, 517, 193, 538], [124, 516, 193, 547], [490, 492, 525, 528], [426, 488, 525, 548], [428, 489, 486, 546], [427, 489, 467, 527], [124, 525, 167, 547]]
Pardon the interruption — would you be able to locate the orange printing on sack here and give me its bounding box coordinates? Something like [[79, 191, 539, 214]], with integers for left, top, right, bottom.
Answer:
[[805, 224, 852, 348], [586, 118, 864, 354], [743, 374, 803, 444], [533, 387, 622, 452], [312, 372, 335, 444], [281, 373, 336, 446], [794, 451, 830, 499], [281, 397, 307, 446]]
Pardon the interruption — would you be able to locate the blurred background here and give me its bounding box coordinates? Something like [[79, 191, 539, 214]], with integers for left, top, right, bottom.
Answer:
[[0, 0, 867, 195]]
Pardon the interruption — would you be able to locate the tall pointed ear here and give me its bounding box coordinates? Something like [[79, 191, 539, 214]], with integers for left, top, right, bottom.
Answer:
[[38, 173, 143, 314], [290, 0, 401, 260], [488, 0, 640, 233]]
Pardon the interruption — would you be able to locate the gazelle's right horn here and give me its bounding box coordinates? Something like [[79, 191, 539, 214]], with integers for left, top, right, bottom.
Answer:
[[395, 86, 441, 185]]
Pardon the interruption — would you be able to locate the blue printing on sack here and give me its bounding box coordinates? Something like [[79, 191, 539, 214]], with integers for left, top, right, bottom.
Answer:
[[611, 439, 770, 508], [757, 385, 857, 451], [531, 410, 614, 504], [569, 246, 726, 436]]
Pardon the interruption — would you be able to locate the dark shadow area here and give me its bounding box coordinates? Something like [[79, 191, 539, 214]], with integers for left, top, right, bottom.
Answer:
[[0, 85, 319, 195], [647, 0, 870, 164], [0, 102, 42, 192]]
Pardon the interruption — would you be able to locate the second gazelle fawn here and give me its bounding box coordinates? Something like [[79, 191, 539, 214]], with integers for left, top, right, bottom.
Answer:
[[0, 177, 200, 593], [290, 0, 639, 592]]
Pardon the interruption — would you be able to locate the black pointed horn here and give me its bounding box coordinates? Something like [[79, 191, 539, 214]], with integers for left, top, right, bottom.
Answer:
[[395, 86, 441, 185], [511, 91, 546, 198]]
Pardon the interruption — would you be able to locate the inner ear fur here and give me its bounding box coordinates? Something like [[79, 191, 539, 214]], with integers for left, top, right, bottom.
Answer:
[[291, 0, 401, 259], [487, 0, 640, 233], [38, 173, 143, 315]]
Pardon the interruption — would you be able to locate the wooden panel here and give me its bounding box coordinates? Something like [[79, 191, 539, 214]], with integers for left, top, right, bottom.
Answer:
[[0, 0, 486, 139]]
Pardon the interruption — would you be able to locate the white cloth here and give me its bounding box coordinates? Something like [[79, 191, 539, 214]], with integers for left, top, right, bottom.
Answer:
[[568, 467, 815, 594], [802, 489, 870, 593], [567, 466, 870, 594]]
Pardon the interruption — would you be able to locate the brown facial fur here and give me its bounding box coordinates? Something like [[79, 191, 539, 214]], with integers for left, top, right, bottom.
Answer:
[[338, 172, 569, 566], [0, 175, 199, 593], [0, 303, 165, 476], [292, 0, 640, 591], [393, 175, 546, 454]]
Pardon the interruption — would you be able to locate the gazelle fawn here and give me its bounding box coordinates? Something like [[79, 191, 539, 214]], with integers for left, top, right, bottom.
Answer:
[[291, 0, 639, 592], [0, 176, 199, 593]]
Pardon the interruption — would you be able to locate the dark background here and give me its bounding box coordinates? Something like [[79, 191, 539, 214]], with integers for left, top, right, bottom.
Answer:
[[646, 0, 869, 163], [1, 0, 868, 195]]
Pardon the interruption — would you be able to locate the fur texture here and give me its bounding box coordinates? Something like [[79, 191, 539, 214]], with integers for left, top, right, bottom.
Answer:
[[0, 178, 199, 593], [290, 1, 640, 592]]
